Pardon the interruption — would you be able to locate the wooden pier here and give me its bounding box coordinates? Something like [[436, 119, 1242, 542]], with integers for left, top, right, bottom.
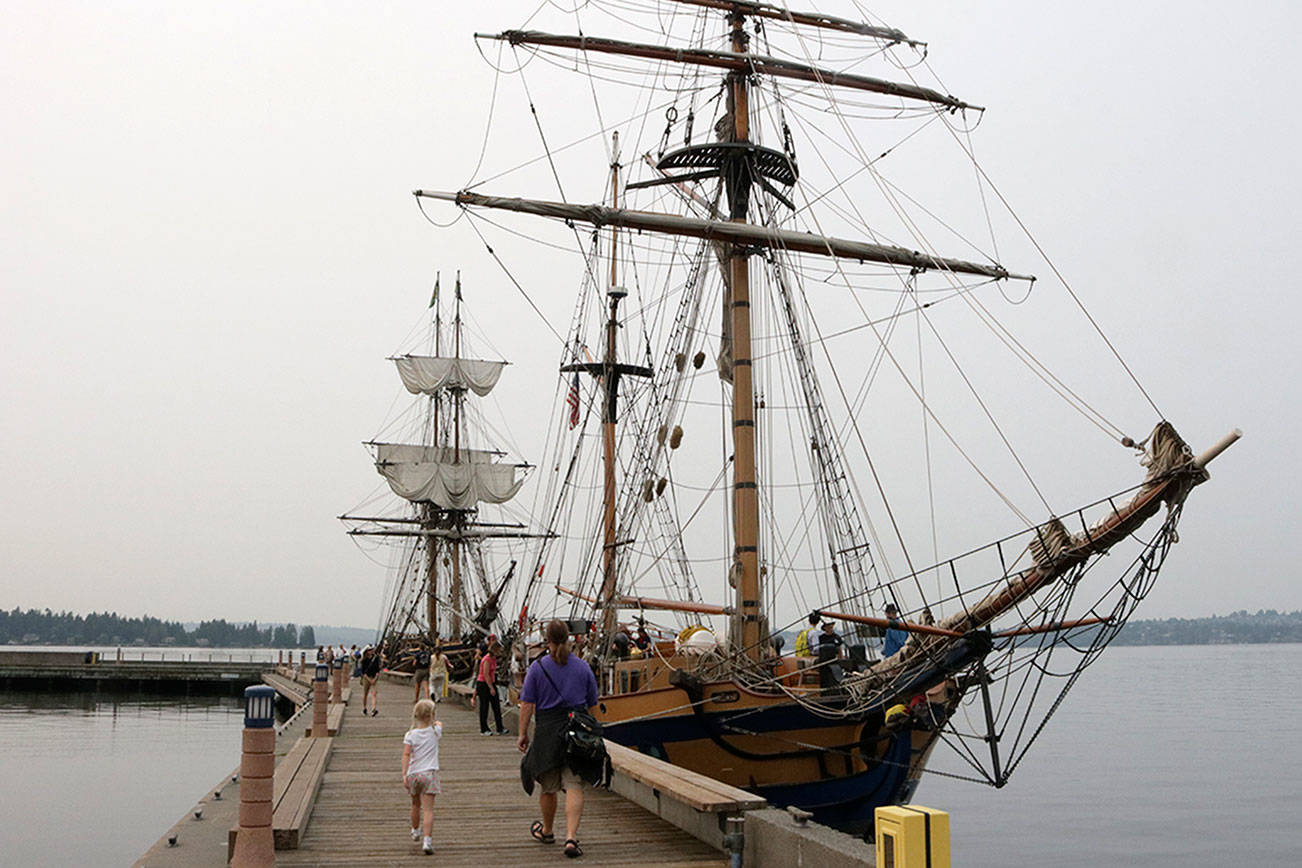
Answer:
[[139, 671, 732, 865], [275, 678, 725, 866]]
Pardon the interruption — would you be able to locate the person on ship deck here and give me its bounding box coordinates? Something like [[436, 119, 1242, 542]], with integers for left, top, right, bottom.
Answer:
[[817, 618, 844, 690], [795, 611, 820, 661], [882, 604, 908, 659]]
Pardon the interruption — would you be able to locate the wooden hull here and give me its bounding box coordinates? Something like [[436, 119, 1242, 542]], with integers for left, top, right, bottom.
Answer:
[[596, 634, 988, 833]]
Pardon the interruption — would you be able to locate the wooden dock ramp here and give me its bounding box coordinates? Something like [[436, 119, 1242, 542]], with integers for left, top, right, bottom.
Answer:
[[274, 683, 726, 866]]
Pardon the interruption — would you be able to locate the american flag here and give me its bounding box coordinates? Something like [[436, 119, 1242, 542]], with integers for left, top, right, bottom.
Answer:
[[566, 371, 581, 429]]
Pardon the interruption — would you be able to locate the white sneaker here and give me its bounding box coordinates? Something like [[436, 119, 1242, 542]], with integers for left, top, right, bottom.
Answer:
[[422, 837, 434, 855], [411, 828, 420, 841]]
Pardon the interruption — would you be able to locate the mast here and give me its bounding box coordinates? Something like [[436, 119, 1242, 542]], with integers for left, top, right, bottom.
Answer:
[[426, 284, 441, 643], [600, 134, 622, 640], [726, 9, 764, 662], [451, 272, 464, 636]]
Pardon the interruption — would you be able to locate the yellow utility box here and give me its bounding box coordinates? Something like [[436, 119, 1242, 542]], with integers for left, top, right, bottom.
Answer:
[[874, 804, 950, 868]]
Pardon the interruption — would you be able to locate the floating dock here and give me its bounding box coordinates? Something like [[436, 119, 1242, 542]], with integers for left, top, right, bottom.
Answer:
[[0, 650, 267, 692]]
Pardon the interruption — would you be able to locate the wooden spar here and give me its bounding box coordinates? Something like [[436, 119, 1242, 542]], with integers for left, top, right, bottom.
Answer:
[[340, 515, 525, 528], [864, 430, 1238, 677], [486, 31, 975, 111], [613, 595, 732, 616], [994, 617, 1111, 638], [555, 584, 600, 605], [820, 610, 962, 638], [559, 584, 730, 615], [953, 479, 1174, 634], [414, 191, 1030, 281], [347, 528, 554, 539], [726, 9, 764, 664], [660, 0, 922, 46], [600, 134, 622, 641]]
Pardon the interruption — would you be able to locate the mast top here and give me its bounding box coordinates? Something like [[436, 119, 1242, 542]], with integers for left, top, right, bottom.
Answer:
[[483, 31, 977, 112], [661, 0, 923, 47]]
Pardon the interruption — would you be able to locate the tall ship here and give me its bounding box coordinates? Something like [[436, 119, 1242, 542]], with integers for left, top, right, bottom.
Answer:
[[342, 274, 538, 678], [363, 0, 1237, 833]]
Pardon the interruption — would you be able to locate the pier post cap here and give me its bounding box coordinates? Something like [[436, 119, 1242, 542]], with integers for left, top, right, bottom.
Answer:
[[314, 663, 329, 681], [243, 685, 276, 729]]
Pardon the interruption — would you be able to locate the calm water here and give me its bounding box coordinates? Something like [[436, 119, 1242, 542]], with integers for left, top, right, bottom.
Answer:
[[0, 690, 245, 867], [922, 644, 1302, 865], [0, 645, 1299, 866]]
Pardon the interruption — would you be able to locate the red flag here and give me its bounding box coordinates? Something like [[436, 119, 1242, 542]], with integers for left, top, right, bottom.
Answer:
[[566, 371, 581, 429]]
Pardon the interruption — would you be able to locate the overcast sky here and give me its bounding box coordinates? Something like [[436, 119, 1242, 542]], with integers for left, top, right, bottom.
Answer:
[[2, 0, 1296, 630]]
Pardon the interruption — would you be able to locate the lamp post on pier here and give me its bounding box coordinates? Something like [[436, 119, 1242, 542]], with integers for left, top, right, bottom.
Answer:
[[231, 685, 276, 867], [312, 663, 328, 738]]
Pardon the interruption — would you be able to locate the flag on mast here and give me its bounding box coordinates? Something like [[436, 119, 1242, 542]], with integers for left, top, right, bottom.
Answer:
[[566, 372, 581, 429], [429, 275, 439, 308]]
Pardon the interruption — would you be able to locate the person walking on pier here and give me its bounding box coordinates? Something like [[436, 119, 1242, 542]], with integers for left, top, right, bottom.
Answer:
[[362, 646, 382, 716], [476, 640, 506, 735], [430, 644, 449, 702], [413, 645, 431, 703], [518, 619, 602, 859], [402, 698, 442, 856]]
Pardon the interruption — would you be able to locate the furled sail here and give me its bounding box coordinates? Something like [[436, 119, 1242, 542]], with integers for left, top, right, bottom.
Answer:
[[373, 442, 523, 508], [394, 355, 506, 397]]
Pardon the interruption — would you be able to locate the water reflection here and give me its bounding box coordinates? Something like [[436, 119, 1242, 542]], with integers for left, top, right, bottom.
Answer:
[[0, 689, 247, 867]]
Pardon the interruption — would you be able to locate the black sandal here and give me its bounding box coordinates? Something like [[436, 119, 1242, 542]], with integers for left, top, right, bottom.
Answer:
[[530, 821, 554, 844], [565, 839, 583, 858]]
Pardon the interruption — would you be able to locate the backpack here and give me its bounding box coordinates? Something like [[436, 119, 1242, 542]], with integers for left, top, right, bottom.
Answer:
[[538, 658, 607, 768], [564, 708, 606, 765]]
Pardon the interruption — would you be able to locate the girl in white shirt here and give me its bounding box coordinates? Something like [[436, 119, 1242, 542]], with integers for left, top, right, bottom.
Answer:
[[402, 699, 442, 855]]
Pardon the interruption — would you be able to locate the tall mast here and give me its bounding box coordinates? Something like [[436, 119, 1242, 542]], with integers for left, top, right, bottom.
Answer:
[[600, 134, 622, 640], [727, 9, 763, 662], [450, 272, 464, 636], [425, 277, 442, 643], [557, 134, 650, 639]]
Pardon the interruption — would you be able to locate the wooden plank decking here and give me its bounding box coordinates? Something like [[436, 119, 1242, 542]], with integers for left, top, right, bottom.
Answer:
[[275, 683, 726, 866]]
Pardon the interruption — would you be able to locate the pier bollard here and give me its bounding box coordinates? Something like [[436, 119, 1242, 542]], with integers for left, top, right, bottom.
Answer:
[[231, 685, 276, 868], [312, 663, 328, 737], [299, 652, 306, 674], [342, 657, 351, 689], [278, 650, 283, 666], [331, 658, 343, 704]]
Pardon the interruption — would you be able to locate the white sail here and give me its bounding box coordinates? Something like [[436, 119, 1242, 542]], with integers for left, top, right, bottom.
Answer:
[[394, 355, 506, 397], [374, 442, 522, 508]]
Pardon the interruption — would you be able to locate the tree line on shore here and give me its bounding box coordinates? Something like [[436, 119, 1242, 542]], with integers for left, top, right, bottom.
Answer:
[[0, 608, 316, 648], [4, 607, 1300, 649], [1108, 609, 1302, 645]]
